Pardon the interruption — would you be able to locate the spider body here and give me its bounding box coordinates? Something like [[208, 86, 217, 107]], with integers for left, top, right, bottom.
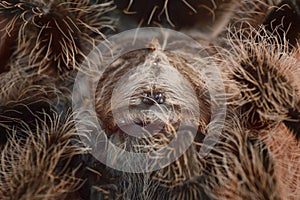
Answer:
[[0, 0, 299, 199]]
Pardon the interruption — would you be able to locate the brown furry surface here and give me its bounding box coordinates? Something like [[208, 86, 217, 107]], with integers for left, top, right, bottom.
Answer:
[[219, 26, 300, 199], [0, 0, 115, 77], [0, 113, 85, 200], [261, 124, 300, 199], [204, 114, 279, 200]]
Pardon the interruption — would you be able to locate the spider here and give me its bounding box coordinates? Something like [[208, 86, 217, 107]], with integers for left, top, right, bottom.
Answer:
[[0, 0, 299, 199]]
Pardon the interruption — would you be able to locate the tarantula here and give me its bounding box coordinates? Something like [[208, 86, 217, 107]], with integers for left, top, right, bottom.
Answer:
[[0, 0, 299, 200]]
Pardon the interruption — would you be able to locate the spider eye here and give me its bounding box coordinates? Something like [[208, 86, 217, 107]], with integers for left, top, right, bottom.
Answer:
[[154, 93, 164, 104]]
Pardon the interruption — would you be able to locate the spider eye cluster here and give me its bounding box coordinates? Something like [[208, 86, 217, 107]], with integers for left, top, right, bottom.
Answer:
[[142, 92, 165, 105]]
